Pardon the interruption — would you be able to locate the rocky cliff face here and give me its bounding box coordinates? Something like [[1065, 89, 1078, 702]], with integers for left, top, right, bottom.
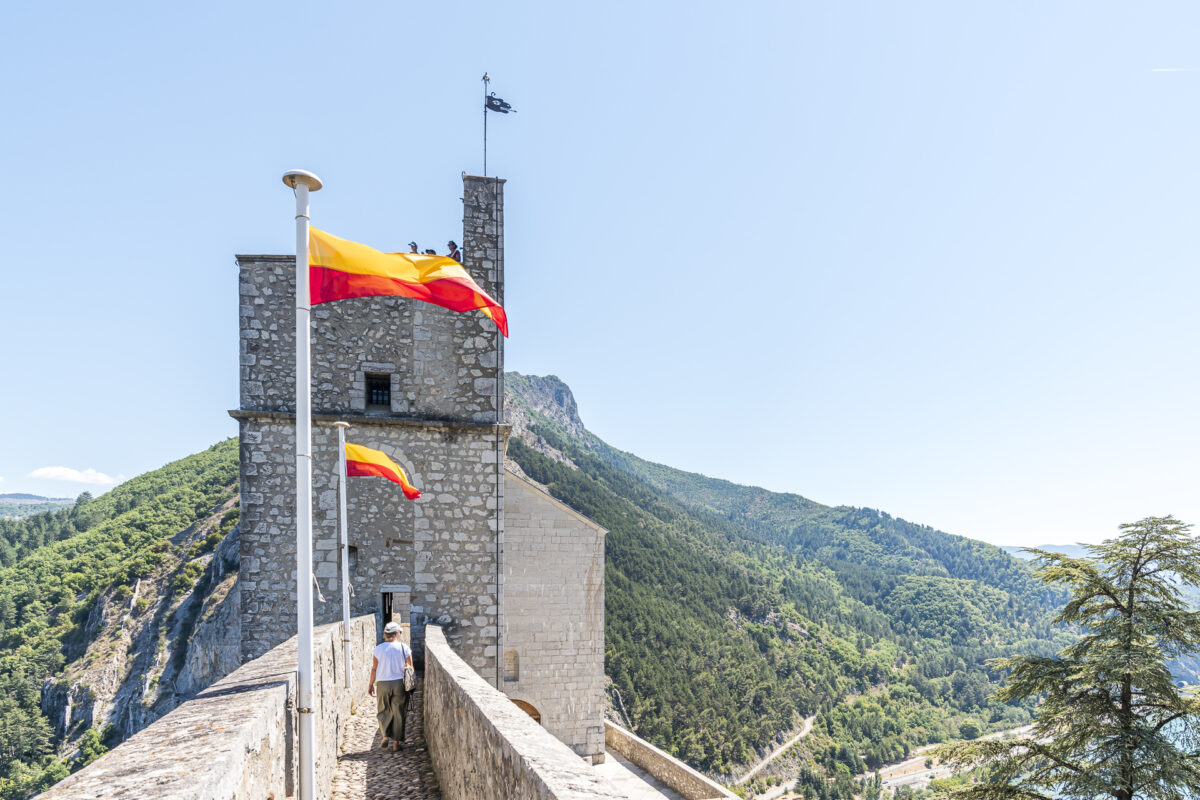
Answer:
[[40, 500, 242, 750], [504, 373, 600, 477]]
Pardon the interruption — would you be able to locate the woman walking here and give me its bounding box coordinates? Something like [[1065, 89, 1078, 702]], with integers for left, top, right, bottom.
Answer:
[[368, 621, 413, 751]]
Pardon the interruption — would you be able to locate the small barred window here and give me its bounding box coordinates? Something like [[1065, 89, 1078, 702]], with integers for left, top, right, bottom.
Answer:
[[365, 373, 391, 410]]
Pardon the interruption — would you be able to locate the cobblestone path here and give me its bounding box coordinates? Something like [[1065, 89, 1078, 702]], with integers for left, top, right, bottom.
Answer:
[[331, 678, 442, 800]]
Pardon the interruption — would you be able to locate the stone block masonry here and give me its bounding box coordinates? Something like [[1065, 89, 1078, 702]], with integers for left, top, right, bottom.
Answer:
[[39, 616, 377, 800], [502, 471, 607, 761], [232, 410, 506, 678]]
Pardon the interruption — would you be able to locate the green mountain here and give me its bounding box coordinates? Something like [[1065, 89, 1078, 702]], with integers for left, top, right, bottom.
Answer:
[[0, 375, 1070, 799], [505, 373, 1068, 791], [0, 441, 238, 799]]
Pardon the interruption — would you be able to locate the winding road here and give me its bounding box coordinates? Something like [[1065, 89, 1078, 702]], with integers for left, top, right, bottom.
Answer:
[[734, 716, 817, 786]]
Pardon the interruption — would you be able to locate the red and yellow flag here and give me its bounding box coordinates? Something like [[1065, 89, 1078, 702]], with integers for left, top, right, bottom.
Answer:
[[345, 443, 421, 500], [309, 227, 508, 336]]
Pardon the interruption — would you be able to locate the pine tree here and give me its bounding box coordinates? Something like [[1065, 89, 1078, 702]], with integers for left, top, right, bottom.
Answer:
[[936, 516, 1200, 800]]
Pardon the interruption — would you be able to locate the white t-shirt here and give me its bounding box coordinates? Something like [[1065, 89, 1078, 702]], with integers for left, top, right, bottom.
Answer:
[[373, 640, 412, 682]]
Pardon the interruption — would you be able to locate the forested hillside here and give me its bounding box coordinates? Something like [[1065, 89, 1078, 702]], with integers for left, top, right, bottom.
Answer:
[[0, 441, 238, 799], [0, 375, 1070, 799], [505, 373, 1069, 793]]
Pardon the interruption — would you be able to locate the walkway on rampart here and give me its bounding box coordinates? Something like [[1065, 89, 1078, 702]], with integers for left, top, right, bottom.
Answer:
[[332, 676, 442, 800]]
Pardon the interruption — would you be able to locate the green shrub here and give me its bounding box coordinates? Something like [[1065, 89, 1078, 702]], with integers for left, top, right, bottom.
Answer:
[[170, 562, 205, 595]]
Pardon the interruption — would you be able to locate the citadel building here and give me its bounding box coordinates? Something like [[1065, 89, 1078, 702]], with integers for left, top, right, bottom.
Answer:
[[229, 175, 607, 761]]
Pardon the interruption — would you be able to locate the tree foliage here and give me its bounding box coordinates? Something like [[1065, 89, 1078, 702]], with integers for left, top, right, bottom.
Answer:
[[936, 516, 1200, 800]]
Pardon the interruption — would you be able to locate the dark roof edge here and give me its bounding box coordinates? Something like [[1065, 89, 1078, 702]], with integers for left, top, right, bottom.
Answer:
[[235, 254, 293, 263]]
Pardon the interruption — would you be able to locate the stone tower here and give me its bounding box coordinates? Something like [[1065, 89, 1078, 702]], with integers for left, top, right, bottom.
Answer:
[[231, 175, 606, 760], [232, 175, 508, 680]]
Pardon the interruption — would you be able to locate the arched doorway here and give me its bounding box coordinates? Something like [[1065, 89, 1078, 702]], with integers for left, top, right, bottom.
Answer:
[[511, 699, 541, 724]]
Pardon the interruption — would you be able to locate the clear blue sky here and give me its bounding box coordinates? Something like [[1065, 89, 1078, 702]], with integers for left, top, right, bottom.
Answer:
[[2, 2, 1196, 547]]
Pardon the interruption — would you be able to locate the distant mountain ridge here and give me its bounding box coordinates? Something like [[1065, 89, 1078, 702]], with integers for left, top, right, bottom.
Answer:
[[507, 373, 1049, 603], [1001, 544, 1091, 561], [0, 494, 72, 504], [0, 494, 76, 521]]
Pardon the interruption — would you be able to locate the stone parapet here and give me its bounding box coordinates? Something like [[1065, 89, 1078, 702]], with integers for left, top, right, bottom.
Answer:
[[605, 722, 738, 800], [39, 616, 376, 800], [423, 625, 624, 800]]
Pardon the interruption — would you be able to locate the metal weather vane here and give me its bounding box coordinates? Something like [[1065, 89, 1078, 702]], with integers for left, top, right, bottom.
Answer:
[[482, 73, 516, 177]]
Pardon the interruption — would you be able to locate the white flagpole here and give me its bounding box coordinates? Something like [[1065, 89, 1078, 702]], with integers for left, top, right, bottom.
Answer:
[[283, 168, 322, 800], [333, 420, 352, 688]]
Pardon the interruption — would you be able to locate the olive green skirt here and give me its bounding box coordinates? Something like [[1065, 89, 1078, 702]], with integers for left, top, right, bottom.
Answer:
[[375, 679, 409, 741]]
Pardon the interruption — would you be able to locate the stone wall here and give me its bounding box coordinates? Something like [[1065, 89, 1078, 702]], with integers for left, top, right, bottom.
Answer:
[[39, 616, 376, 800], [605, 722, 738, 800], [232, 411, 506, 676], [423, 626, 625, 800], [502, 471, 606, 760], [235, 175, 509, 683]]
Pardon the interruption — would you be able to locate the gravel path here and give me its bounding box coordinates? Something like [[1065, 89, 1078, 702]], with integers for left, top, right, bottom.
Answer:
[[331, 677, 442, 800]]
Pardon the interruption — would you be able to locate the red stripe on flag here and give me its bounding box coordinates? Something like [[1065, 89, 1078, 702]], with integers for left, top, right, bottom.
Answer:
[[310, 266, 508, 337], [346, 460, 421, 499]]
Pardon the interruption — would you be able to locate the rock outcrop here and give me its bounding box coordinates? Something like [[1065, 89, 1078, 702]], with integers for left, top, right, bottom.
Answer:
[[40, 499, 242, 754], [504, 372, 600, 477]]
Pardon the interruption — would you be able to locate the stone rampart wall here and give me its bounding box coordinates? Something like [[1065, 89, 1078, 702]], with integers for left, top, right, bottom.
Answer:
[[423, 625, 624, 800], [39, 616, 376, 800], [605, 722, 738, 800]]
